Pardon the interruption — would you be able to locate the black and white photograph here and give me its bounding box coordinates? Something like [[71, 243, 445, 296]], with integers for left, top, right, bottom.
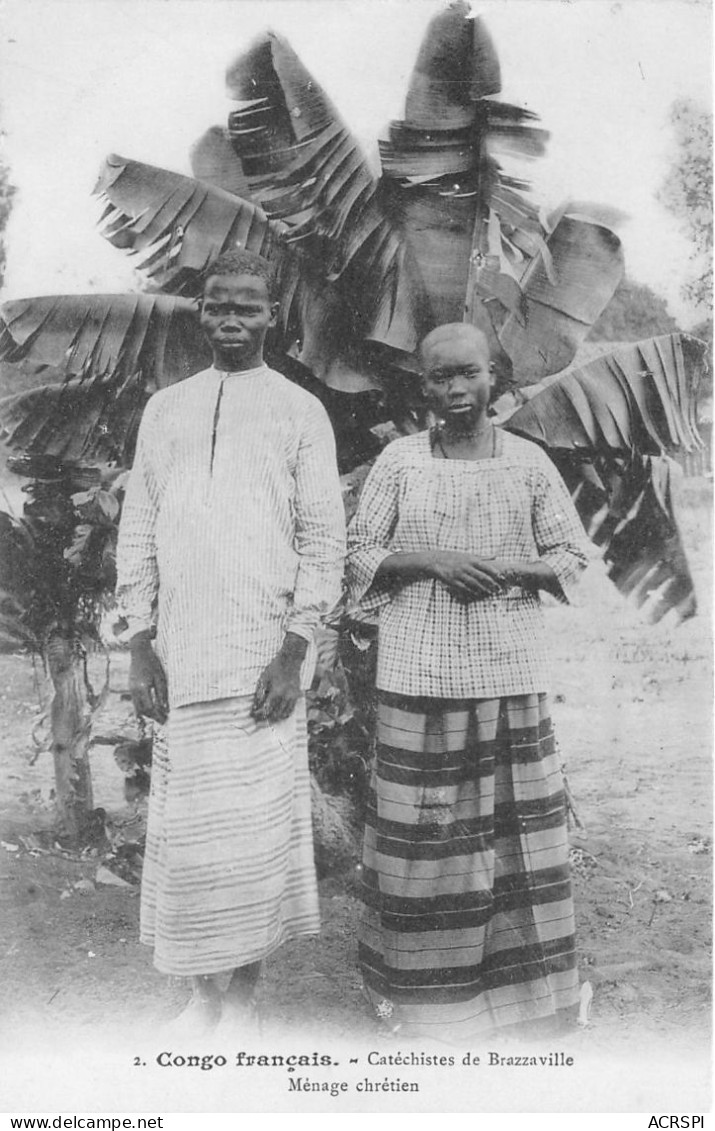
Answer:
[[0, 0, 711, 1118]]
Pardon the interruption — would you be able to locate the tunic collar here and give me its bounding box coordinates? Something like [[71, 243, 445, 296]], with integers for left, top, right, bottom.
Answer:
[[211, 363, 269, 380]]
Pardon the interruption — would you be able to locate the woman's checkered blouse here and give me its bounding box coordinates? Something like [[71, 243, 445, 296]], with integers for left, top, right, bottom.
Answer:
[[346, 428, 590, 700]]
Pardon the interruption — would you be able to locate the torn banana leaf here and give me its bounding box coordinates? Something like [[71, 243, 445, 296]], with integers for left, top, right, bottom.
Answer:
[[0, 376, 150, 464], [381, 180, 480, 329], [502, 333, 707, 621], [0, 293, 209, 462], [403, 2, 500, 128], [225, 31, 424, 354], [0, 293, 210, 390], [497, 212, 625, 383], [605, 455, 696, 622], [551, 449, 696, 623], [95, 155, 287, 294], [189, 126, 253, 200], [504, 333, 706, 456], [376, 0, 548, 363]]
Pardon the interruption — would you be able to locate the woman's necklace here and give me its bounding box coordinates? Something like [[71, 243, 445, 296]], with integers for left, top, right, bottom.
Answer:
[[436, 422, 496, 460]]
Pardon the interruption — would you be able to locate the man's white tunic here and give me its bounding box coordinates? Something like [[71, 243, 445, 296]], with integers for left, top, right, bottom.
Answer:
[[116, 364, 346, 707]]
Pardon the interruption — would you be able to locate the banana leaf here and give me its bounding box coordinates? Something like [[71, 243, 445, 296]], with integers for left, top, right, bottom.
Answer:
[[380, 180, 478, 328], [374, 2, 619, 381], [226, 38, 387, 255], [0, 376, 149, 463], [501, 333, 706, 622], [497, 210, 625, 383], [380, 108, 547, 183], [189, 126, 253, 200], [94, 155, 287, 295], [376, 1, 550, 365], [224, 31, 424, 355], [403, 4, 500, 128], [0, 293, 209, 461], [0, 293, 210, 389], [483, 102, 550, 163], [226, 33, 335, 149], [503, 333, 706, 456], [545, 448, 696, 623], [604, 456, 695, 622]]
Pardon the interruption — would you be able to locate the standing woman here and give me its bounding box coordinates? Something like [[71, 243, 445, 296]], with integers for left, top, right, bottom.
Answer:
[[347, 323, 590, 1041]]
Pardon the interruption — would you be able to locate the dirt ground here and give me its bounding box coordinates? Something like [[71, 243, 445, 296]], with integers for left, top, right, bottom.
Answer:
[[0, 479, 711, 1112]]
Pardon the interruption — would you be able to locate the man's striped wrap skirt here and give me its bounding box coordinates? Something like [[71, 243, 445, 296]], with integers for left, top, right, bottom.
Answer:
[[141, 695, 319, 977]]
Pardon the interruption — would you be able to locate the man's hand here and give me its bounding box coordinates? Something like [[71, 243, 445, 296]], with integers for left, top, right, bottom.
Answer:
[[129, 630, 169, 724], [251, 633, 307, 723], [428, 551, 506, 600]]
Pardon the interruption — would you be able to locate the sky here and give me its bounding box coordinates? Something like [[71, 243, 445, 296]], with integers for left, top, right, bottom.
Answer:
[[0, 0, 711, 327]]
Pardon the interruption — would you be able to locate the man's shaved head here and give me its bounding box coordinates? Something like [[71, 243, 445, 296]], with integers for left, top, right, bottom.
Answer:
[[419, 323, 491, 367]]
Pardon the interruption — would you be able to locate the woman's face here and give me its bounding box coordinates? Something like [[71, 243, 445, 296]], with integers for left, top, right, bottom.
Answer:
[[421, 336, 494, 426]]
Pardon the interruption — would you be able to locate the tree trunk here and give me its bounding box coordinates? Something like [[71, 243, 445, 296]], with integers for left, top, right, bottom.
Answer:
[[45, 629, 94, 843], [310, 777, 360, 880]]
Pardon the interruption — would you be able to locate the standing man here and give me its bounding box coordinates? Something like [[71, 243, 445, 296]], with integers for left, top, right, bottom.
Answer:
[[116, 249, 346, 1031]]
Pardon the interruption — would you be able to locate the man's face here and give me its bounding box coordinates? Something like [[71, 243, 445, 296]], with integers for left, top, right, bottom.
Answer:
[[421, 334, 494, 425], [199, 273, 277, 369]]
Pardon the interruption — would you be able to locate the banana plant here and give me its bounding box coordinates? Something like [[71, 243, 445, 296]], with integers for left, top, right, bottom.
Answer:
[[0, 457, 125, 840], [0, 1, 705, 838], [0, 0, 705, 610]]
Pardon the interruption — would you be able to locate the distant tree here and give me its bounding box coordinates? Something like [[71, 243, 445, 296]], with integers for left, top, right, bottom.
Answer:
[[589, 277, 679, 343], [690, 316, 713, 354], [658, 98, 713, 313], [0, 119, 15, 293], [689, 316, 713, 401]]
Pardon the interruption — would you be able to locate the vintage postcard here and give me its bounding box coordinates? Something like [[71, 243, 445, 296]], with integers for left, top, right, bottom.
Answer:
[[0, 0, 711, 1119]]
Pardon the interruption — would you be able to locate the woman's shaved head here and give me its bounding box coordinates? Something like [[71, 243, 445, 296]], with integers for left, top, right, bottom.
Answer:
[[419, 323, 491, 371]]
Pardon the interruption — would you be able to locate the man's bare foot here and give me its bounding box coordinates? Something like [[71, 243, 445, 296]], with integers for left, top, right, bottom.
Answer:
[[162, 982, 221, 1037], [215, 960, 262, 1035], [214, 997, 260, 1037]]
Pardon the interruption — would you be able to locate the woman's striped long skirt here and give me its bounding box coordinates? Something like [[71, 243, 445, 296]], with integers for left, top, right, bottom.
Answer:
[[358, 690, 579, 1041], [140, 695, 319, 978]]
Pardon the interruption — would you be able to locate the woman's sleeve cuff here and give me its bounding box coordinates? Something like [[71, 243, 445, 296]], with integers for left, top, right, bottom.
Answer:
[[543, 548, 589, 606], [346, 547, 394, 614]]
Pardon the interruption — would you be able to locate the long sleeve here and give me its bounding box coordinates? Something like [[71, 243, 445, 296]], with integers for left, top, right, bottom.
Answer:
[[346, 444, 401, 616], [531, 452, 590, 603], [115, 396, 161, 637], [284, 399, 346, 642]]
